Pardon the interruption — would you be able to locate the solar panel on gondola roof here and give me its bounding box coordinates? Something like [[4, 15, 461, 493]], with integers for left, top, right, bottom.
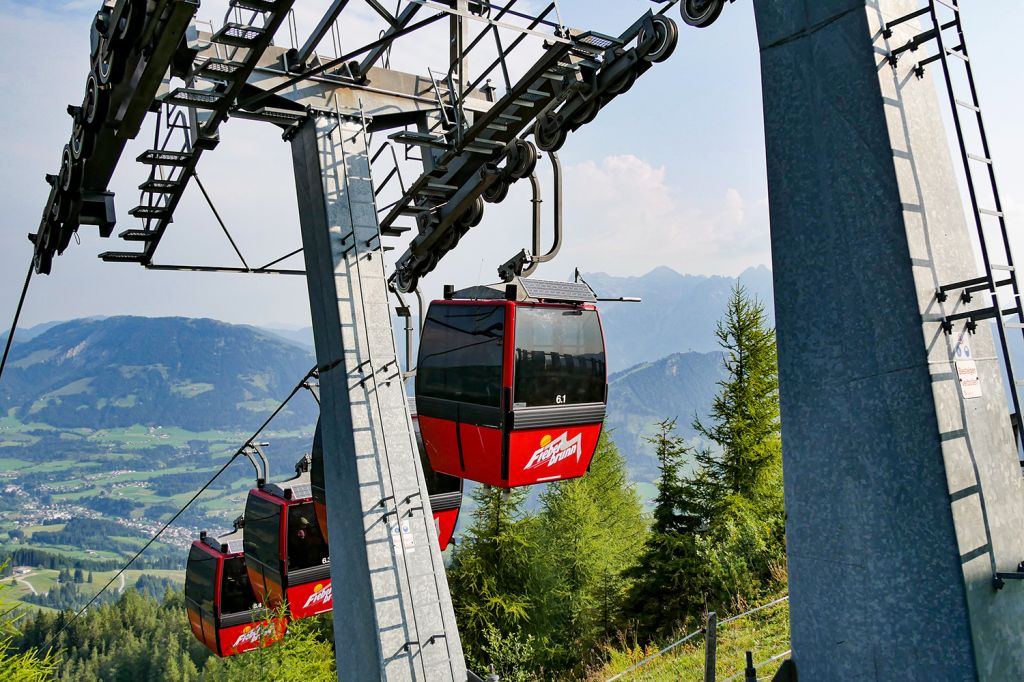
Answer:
[[519, 278, 596, 303]]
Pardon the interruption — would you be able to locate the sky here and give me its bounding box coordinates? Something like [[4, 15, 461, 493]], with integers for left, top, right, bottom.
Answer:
[[0, 0, 1021, 330]]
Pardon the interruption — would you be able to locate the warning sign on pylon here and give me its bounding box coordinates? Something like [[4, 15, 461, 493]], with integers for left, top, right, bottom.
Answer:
[[955, 340, 982, 399]]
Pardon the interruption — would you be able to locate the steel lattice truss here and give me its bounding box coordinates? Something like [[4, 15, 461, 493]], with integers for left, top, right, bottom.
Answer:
[[28, 0, 720, 291]]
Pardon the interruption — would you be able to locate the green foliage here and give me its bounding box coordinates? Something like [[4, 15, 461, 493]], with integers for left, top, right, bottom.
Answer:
[[448, 434, 648, 678], [18, 589, 210, 682], [202, 611, 335, 682], [531, 433, 647, 674], [626, 285, 785, 641], [0, 563, 57, 682], [478, 625, 536, 682], [447, 484, 537, 672], [692, 284, 783, 521]]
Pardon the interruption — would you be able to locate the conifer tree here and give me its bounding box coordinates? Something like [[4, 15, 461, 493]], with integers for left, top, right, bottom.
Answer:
[[446, 484, 537, 672], [532, 433, 646, 672], [625, 286, 784, 640], [624, 421, 709, 637], [693, 284, 782, 518]]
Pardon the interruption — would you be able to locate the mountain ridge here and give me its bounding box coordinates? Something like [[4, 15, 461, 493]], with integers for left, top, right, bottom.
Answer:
[[0, 316, 318, 431]]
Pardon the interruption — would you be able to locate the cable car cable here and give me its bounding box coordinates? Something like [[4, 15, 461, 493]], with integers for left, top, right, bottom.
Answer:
[[42, 366, 317, 651], [0, 260, 35, 385]]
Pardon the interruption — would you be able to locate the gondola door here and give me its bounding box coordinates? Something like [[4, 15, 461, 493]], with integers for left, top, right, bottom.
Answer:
[[243, 490, 287, 611], [185, 542, 220, 653]]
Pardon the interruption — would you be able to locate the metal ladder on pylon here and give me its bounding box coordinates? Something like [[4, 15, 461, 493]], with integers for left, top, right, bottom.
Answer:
[[100, 0, 295, 265], [885, 0, 1024, 457], [323, 103, 465, 679]]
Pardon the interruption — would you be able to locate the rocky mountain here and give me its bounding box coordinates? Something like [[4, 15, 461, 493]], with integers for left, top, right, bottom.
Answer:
[[0, 317, 318, 431], [585, 265, 774, 372]]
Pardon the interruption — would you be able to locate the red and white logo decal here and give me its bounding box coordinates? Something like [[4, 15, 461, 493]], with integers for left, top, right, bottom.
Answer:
[[524, 432, 582, 471], [232, 623, 276, 650], [303, 583, 332, 611]]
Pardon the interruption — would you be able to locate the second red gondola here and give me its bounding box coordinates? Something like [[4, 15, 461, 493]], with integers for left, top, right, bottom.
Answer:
[[310, 408, 463, 551], [243, 456, 332, 620]]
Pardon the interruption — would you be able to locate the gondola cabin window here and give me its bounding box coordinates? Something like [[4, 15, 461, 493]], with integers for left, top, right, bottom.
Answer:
[[513, 307, 605, 407], [244, 495, 280, 574], [418, 304, 504, 407], [185, 546, 216, 618], [220, 556, 255, 615], [287, 503, 328, 572]]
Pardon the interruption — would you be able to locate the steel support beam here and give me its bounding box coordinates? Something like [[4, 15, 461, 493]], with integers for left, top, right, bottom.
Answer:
[[290, 111, 466, 682], [294, 0, 352, 67], [753, 0, 1024, 678]]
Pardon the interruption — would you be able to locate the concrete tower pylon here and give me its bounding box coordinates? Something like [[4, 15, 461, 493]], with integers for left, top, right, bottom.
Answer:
[[753, 1, 1024, 678]]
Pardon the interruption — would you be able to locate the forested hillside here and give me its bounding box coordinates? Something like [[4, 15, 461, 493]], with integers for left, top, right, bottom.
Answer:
[[606, 351, 724, 480], [0, 317, 317, 431]]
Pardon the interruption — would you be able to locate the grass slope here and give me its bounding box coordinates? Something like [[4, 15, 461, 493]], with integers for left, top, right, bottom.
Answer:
[[591, 598, 790, 681]]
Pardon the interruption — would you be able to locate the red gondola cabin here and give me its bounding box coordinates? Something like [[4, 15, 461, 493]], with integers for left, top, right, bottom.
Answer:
[[415, 278, 607, 488], [243, 456, 332, 620], [310, 410, 463, 551], [185, 518, 286, 657]]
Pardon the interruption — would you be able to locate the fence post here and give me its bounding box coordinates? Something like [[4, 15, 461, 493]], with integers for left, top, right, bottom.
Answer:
[[703, 611, 718, 682], [744, 651, 757, 682]]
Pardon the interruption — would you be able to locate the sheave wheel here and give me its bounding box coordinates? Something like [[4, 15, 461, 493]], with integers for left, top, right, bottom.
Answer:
[[59, 145, 82, 194], [482, 179, 510, 204], [570, 96, 600, 127], [533, 114, 567, 152], [640, 16, 679, 63], [508, 139, 538, 180], [606, 66, 638, 96], [682, 0, 726, 28], [83, 74, 109, 130], [71, 123, 95, 160]]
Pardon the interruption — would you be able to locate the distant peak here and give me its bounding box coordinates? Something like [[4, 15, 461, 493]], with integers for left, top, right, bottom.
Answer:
[[738, 264, 772, 278]]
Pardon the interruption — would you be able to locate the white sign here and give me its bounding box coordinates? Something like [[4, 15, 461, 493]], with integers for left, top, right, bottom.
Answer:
[[955, 340, 982, 399], [390, 520, 416, 554]]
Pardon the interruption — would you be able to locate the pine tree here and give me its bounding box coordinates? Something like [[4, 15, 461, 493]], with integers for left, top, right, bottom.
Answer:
[[624, 421, 709, 638], [625, 286, 785, 640], [532, 433, 646, 673], [87, 571, 94, 584], [694, 284, 782, 515], [446, 484, 537, 672]]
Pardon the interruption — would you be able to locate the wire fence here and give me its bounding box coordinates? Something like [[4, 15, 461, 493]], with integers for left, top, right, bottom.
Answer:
[[720, 649, 792, 682], [606, 595, 790, 682]]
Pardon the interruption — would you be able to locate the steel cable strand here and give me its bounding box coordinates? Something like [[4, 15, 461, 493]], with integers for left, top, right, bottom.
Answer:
[[0, 260, 35, 384]]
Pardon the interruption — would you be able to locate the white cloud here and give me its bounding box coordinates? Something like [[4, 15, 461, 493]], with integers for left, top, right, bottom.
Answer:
[[557, 154, 771, 277]]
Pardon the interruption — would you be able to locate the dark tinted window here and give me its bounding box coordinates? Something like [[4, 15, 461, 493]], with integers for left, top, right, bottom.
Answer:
[[287, 503, 328, 572], [244, 494, 282, 573], [417, 304, 505, 407], [185, 545, 217, 618], [513, 307, 606, 407], [220, 555, 256, 615]]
